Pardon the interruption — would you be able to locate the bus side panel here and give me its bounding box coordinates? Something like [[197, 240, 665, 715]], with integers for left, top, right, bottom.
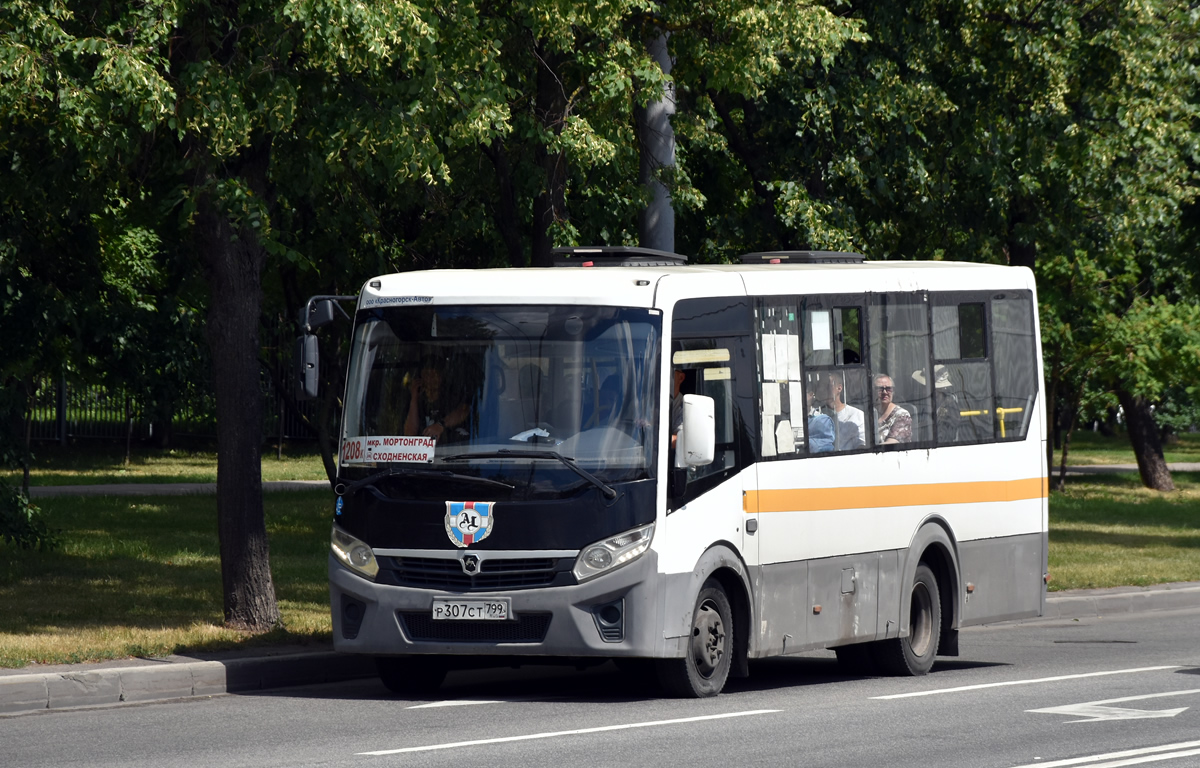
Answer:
[[958, 532, 1045, 626], [805, 553, 881, 650], [755, 560, 808, 656], [653, 467, 755, 648], [754, 549, 901, 657]]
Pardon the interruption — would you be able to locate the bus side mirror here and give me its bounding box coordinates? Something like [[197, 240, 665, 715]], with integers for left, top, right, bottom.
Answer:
[[676, 394, 715, 468], [295, 334, 320, 400], [305, 300, 336, 330]]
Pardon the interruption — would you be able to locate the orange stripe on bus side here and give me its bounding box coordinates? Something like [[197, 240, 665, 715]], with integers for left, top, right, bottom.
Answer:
[[747, 477, 1046, 513]]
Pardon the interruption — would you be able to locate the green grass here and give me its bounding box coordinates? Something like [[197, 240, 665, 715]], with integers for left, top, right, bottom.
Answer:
[[0, 490, 335, 668], [0, 443, 328, 486], [1, 465, 1197, 668], [1049, 471, 1200, 590], [1058, 429, 1200, 466]]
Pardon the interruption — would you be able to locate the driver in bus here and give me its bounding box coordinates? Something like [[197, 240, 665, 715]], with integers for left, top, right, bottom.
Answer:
[[404, 357, 470, 441]]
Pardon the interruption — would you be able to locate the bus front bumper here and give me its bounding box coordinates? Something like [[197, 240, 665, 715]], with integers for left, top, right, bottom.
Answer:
[[329, 550, 671, 659]]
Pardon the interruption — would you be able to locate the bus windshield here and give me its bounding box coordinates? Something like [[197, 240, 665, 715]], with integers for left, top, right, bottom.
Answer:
[[340, 304, 661, 496]]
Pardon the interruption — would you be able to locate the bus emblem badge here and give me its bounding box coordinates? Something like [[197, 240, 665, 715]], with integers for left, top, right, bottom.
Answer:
[[445, 501, 493, 548]]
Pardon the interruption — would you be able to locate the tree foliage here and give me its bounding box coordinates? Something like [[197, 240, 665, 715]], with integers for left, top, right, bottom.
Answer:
[[674, 0, 1200, 487], [1, 0, 1198, 626]]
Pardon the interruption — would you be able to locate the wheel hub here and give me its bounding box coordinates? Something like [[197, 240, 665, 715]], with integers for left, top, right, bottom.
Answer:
[[910, 582, 933, 657], [691, 600, 726, 677]]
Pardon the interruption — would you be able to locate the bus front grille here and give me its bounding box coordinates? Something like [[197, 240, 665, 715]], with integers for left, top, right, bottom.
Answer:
[[379, 556, 572, 591], [398, 612, 552, 643]]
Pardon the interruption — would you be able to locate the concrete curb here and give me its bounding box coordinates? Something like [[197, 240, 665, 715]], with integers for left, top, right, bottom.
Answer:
[[0, 652, 375, 716], [1041, 581, 1200, 620], [3, 581, 1198, 717]]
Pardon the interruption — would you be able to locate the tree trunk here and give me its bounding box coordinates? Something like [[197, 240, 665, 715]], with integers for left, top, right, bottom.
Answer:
[[1115, 388, 1174, 492], [1006, 198, 1037, 270], [482, 139, 526, 268], [198, 172, 281, 632], [637, 31, 675, 252], [1044, 351, 1060, 475], [124, 393, 133, 467], [1056, 383, 1082, 492], [709, 91, 786, 250], [22, 380, 32, 496], [531, 44, 566, 268]]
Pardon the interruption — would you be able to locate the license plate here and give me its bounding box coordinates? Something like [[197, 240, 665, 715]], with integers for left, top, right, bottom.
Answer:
[[431, 597, 511, 621]]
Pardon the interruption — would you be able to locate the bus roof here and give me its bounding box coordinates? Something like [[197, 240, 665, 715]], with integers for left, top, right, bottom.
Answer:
[[357, 260, 1034, 310]]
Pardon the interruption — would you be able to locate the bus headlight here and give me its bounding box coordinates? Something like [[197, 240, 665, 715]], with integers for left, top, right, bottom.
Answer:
[[331, 524, 379, 580], [573, 523, 654, 583]]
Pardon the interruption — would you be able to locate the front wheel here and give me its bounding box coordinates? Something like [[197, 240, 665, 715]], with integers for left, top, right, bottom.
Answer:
[[657, 579, 733, 697], [376, 656, 447, 696], [875, 563, 942, 676]]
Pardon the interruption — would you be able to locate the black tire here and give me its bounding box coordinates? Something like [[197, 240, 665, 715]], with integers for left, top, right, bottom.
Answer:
[[375, 656, 447, 696], [834, 642, 879, 675], [656, 579, 733, 697], [875, 563, 941, 676]]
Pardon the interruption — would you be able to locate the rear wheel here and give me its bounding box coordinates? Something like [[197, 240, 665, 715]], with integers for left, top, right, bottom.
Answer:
[[875, 563, 941, 676], [376, 656, 447, 696], [656, 579, 733, 697]]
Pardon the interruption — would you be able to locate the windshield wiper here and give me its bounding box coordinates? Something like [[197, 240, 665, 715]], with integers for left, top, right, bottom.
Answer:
[[336, 466, 515, 496], [444, 450, 618, 499]]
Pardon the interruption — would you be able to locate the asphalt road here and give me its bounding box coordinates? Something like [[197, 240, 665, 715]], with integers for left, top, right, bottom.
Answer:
[[4, 607, 1200, 768]]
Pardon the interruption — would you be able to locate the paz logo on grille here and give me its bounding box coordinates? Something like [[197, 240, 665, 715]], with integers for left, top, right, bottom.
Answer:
[[445, 501, 494, 548]]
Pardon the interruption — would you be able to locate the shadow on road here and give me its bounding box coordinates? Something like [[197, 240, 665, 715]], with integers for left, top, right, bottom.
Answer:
[[242, 653, 1011, 706]]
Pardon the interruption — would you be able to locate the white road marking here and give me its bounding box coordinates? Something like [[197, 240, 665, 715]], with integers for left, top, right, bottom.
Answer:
[[357, 709, 783, 756], [1009, 740, 1200, 768], [1027, 688, 1200, 723], [406, 700, 504, 709], [1087, 749, 1200, 767], [872, 666, 1181, 699]]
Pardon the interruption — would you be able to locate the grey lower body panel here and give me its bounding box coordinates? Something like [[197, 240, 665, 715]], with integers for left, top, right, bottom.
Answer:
[[749, 531, 1045, 657], [958, 532, 1046, 626], [330, 551, 672, 658], [753, 551, 897, 657]]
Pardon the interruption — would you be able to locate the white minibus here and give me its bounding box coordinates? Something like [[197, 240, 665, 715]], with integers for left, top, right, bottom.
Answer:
[[308, 247, 1047, 697]]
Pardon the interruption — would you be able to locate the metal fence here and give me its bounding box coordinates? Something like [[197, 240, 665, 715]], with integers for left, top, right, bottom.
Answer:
[[20, 316, 329, 445], [25, 374, 317, 444]]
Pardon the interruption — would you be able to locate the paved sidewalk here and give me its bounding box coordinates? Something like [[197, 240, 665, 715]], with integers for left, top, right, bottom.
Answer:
[[1059, 462, 1200, 476], [28, 480, 329, 498], [3, 580, 1199, 717], [22, 463, 1199, 499]]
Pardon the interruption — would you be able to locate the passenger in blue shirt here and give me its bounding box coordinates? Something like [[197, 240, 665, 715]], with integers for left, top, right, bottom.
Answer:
[[808, 412, 835, 453]]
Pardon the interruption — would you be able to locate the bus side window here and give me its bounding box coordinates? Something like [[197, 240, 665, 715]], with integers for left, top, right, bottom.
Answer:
[[991, 293, 1038, 440], [756, 298, 804, 457], [671, 347, 735, 483], [868, 292, 933, 446], [671, 296, 752, 503], [931, 298, 993, 444], [800, 298, 871, 454]]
